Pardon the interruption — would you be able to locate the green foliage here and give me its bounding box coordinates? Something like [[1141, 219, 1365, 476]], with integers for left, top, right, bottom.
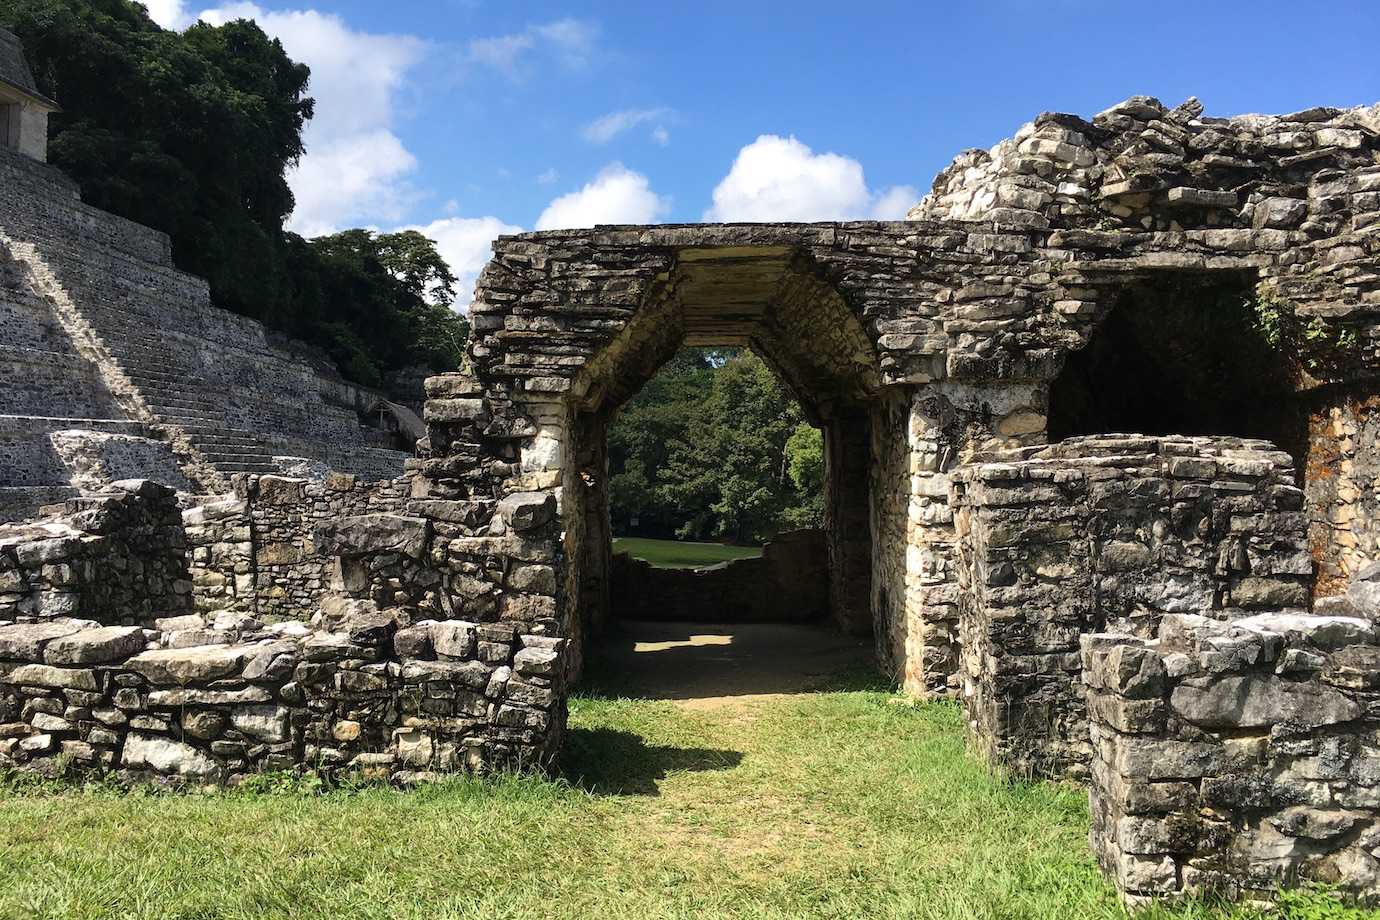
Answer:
[[1249, 287, 1361, 382], [0, 1, 468, 387], [608, 349, 825, 543]]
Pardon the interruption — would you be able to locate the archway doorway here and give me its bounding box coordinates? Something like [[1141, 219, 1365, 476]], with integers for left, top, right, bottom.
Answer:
[[556, 247, 883, 687]]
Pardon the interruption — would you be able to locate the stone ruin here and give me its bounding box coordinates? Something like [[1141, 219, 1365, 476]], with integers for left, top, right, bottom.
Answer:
[[2, 32, 1380, 902]]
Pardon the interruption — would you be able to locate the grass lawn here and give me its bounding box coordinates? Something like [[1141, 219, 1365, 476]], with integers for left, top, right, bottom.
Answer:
[[612, 536, 762, 569], [0, 666, 1370, 919]]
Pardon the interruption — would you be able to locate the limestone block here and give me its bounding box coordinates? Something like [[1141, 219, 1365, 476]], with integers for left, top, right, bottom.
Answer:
[[43, 626, 146, 665], [121, 732, 220, 780], [496, 492, 556, 532], [125, 645, 247, 685], [0, 620, 85, 660]]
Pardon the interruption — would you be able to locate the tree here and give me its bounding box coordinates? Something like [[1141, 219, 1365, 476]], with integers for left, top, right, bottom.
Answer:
[[608, 349, 825, 544], [0, 0, 312, 321], [0, 1, 469, 388], [291, 230, 467, 388]]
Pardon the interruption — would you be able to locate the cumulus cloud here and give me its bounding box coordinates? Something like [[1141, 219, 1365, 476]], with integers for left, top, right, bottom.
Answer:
[[582, 107, 673, 145], [141, 0, 194, 29], [405, 216, 524, 312], [870, 184, 921, 220], [197, 3, 428, 236], [704, 135, 919, 222], [467, 17, 599, 79], [536, 164, 670, 231]]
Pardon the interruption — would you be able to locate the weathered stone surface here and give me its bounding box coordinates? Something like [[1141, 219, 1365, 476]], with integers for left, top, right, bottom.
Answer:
[[121, 732, 220, 779], [44, 626, 146, 665], [230, 705, 290, 743], [496, 493, 556, 532], [124, 645, 247, 686], [1088, 613, 1380, 905], [4, 663, 98, 691], [1171, 675, 1360, 729], [0, 620, 84, 660], [314, 514, 430, 560]]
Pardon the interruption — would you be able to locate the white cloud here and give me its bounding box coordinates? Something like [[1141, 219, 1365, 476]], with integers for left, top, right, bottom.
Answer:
[[288, 131, 418, 238], [467, 18, 599, 79], [870, 184, 921, 220], [651, 126, 670, 147], [704, 135, 918, 222], [142, 0, 194, 29], [536, 164, 670, 231], [530, 18, 599, 69], [582, 107, 672, 144], [405, 216, 524, 312], [197, 3, 427, 236], [536, 168, 560, 185]]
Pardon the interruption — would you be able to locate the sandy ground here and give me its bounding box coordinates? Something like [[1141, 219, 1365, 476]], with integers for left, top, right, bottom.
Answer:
[[591, 620, 872, 710]]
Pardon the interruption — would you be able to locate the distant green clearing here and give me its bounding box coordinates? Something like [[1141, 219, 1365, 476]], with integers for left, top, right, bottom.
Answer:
[[613, 536, 762, 569]]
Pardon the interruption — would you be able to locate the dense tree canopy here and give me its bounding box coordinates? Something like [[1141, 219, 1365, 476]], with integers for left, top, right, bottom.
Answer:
[[0, 0, 467, 388], [608, 350, 824, 544]]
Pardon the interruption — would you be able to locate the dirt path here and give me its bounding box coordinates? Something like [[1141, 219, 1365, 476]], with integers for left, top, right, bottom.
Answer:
[[591, 620, 872, 711]]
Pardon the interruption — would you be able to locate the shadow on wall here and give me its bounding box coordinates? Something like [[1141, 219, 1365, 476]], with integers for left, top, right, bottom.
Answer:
[[561, 727, 743, 796], [610, 529, 829, 623]]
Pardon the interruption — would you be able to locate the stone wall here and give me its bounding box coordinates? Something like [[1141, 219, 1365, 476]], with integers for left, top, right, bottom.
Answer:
[[609, 530, 828, 623], [0, 480, 191, 626], [1085, 613, 1380, 905], [951, 435, 1310, 779], [1307, 391, 1380, 596], [183, 473, 409, 620], [0, 481, 564, 780], [0, 602, 564, 782]]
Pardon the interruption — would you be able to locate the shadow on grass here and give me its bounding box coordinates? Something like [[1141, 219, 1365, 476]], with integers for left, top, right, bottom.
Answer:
[[561, 726, 743, 796]]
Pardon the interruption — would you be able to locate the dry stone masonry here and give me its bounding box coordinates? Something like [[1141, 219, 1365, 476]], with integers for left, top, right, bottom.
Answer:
[[1086, 613, 1380, 904], [2, 42, 1380, 906], [0, 483, 564, 780], [952, 435, 1311, 779]]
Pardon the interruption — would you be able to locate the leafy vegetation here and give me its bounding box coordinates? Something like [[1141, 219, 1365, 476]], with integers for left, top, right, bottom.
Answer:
[[0, 676, 1369, 919], [0, 0, 468, 388], [609, 349, 825, 544], [1250, 287, 1361, 383], [611, 536, 763, 568]]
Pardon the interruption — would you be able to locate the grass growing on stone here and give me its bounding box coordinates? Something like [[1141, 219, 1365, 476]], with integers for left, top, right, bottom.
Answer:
[[0, 670, 1371, 920], [613, 536, 762, 568]]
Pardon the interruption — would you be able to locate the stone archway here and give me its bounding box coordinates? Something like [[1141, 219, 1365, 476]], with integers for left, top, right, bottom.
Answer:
[[561, 247, 882, 650]]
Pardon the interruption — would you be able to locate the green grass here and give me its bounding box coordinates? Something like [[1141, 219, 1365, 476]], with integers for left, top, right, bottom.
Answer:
[[613, 536, 762, 568], [0, 671, 1372, 919]]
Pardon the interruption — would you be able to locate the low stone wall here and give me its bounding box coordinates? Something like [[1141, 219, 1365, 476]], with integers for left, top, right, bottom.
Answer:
[[1085, 613, 1380, 906], [0, 480, 565, 781], [0, 603, 564, 781], [0, 480, 191, 624], [609, 530, 828, 623], [184, 473, 409, 620], [952, 435, 1310, 779]]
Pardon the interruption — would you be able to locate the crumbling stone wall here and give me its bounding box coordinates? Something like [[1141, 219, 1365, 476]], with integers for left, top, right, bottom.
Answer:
[[0, 481, 564, 780], [183, 473, 408, 619], [1086, 613, 1380, 905], [609, 530, 828, 624], [0, 480, 191, 625], [952, 435, 1310, 778], [1307, 393, 1380, 595]]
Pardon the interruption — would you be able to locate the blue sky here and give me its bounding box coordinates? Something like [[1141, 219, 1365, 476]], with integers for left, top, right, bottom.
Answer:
[[146, 0, 1380, 304]]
